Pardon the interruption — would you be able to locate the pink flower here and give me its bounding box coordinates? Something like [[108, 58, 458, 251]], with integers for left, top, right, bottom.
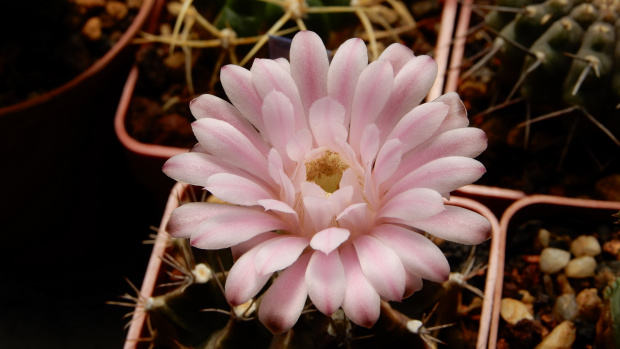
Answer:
[[163, 31, 490, 334]]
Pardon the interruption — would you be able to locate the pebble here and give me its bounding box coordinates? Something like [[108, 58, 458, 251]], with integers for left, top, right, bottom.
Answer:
[[552, 293, 577, 321], [565, 256, 597, 278], [73, 0, 105, 8], [501, 298, 534, 325], [539, 248, 571, 274], [603, 239, 620, 258], [575, 288, 602, 321], [106, 1, 129, 20], [534, 321, 576, 349], [538, 228, 550, 248], [570, 235, 601, 257], [82, 17, 102, 41]]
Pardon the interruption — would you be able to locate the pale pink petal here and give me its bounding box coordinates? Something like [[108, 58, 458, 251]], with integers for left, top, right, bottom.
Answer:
[[285, 129, 313, 163], [303, 195, 335, 232], [403, 270, 424, 299], [413, 205, 491, 244], [336, 203, 371, 235], [190, 209, 289, 249], [385, 157, 486, 200], [385, 102, 449, 153], [231, 232, 280, 260], [352, 235, 406, 301], [252, 59, 306, 131], [431, 92, 470, 134], [163, 152, 257, 188], [376, 55, 438, 137], [377, 43, 415, 75], [206, 173, 273, 206], [359, 124, 380, 168], [327, 37, 368, 126], [189, 94, 270, 154], [258, 199, 296, 214], [373, 139, 403, 187], [225, 239, 275, 305], [259, 252, 311, 334], [349, 60, 394, 152], [254, 236, 310, 275], [310, 227, 350, 254], [220, 64, 265, 132], [261, 91, 296, 150], [377, 188, 445, 223], [340, 243, 380, 327], [391, 128, 488, 181], [167, 202, 239, 239], [192, 118, 270, 181], [306, 250, 345, 315], [274, 57, 290, 73], [328, 185, 353, 214], [308, 97, 347, 149], [372, 224, 450, 282], [290, 31, 329, 115]]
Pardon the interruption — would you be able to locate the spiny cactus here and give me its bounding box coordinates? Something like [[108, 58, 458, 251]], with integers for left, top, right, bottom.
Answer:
[[599, 277, 620, 348], [458, 0, 620, 195]]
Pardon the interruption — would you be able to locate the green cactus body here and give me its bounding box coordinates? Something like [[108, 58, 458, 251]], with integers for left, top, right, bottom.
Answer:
[[600, 277, 620, 348]]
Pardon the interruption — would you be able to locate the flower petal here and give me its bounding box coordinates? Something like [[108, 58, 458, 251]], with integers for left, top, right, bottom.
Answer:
[[352, 235, 406, 301], [392, 127, 488, 181], [378, 42, 415, 75], [385, 157, 486, 200], [167, 202, 235, 239], [327, 37, 368, 126], [310, 227, 350, 254], [189, 94, 270, 154], [252, 59, 306, 131], [349, 60, 394, 153], [385, 102, 449, 153], [431, 92, 470, 134], [190, 209, 289, 249], [372, 224, 450, 282], [290, 31, 329, 115], [359, 124, 380, 168], [192, 118, 270, 181], [377, 188, 445, 223], [303, 195, 335, 232], [261, 91, 296, 150], [206, 173, 273, 206], [163, 152, 253, 188], [340, 243, 380, 327], [376, 55, 438, 137], [225, 239, 275, 305], [220, 64, 265, 132], [373, 139, 403, 187], [306, 250, 346, 315], [259, 252, 311, 334], [308, 97, 347, 149], [413, 205, 491, 244], [254, 236, 310, 275]]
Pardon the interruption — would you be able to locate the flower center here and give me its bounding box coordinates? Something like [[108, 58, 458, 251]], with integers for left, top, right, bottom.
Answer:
[[305, 151, 349, 193]]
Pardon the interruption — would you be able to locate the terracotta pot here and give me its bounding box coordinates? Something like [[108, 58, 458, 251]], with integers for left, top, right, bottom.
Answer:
[[0, 0, 155, 262], [124, 182, 501, 348], [488, 195, 620, 348]]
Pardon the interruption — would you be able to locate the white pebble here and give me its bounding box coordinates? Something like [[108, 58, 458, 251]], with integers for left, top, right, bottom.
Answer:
[[500, 298, 533, 325], [565, 256, 597, 278], [539, 248, 571, 274], [535, 321, 576, 349], [570, 235, 601, 257]]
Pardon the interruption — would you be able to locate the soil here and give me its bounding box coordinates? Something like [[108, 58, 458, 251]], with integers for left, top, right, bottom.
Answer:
[[0, 0, 142, 108], [123, 0, 446, 150]]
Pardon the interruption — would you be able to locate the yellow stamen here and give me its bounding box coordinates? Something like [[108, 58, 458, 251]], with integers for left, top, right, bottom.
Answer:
[[305, 151, 349, 193]]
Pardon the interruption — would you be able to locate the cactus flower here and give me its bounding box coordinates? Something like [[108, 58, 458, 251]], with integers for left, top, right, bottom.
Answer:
[[163, 31, 490, 334]]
